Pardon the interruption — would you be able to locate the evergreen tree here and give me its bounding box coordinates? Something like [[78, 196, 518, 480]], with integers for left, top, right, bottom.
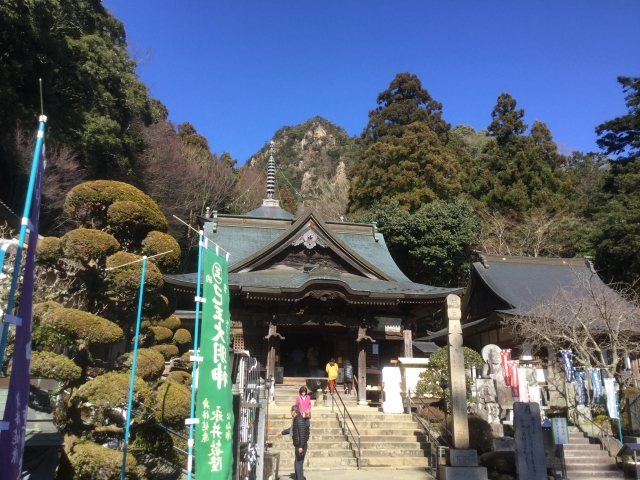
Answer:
[[591, 77, 640, 285], [348, 73, 469, 213]]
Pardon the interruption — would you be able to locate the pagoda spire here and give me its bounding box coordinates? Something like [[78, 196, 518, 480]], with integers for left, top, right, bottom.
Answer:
[[267, 140, 276, 199]]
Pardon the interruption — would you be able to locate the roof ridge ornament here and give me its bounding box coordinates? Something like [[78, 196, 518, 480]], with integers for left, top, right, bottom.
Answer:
[[474, 250, 489, 269]]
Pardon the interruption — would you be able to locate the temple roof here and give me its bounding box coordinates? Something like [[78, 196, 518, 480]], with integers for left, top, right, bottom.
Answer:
[[165, 207, 459, 299], [244, 204, 295, 219]]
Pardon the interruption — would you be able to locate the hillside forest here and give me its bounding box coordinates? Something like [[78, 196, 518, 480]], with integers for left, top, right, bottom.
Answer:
[[0, 2, 639, 478]]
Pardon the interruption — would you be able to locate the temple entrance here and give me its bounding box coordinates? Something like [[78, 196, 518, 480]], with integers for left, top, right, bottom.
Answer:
[[277, 326, 351, 378]]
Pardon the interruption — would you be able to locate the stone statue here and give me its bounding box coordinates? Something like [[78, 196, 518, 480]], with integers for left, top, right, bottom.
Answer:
[[481, 344, 505, 386], [476, 379, 501, 424]]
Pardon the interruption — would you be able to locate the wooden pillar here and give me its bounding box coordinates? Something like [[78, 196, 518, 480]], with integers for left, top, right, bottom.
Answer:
[[356, 327, 374, 407], [403, 329, 413, 358], [264, 323, 284, 381]]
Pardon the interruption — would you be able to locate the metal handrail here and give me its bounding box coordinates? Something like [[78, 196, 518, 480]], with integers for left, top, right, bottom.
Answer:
[[572, 404, 621, 456], [331, 389, 362, 469], [407, 388, 452, 444]]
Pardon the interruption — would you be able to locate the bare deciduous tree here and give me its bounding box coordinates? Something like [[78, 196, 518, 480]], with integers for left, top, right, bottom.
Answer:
[[504, 270, 640, 382]]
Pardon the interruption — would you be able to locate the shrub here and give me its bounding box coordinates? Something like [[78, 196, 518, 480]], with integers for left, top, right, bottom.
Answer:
[[107, 201, 168, 247], [151, 344, 180, 360], [30, 351, 81, 385], [154, 381, 191, 427], [69, 441, 145, 480], [106, 252, 163, 304], [167, 371, 192, 386], [40, 307, 124, 345], [36, 237, 62, 263], [150, 326, 173, 344], [156, 314, 181, 331], [118, 348, 166, 381], [480, 451, 516, 477], [469, 416, 494, 454], [60, 229, 120, 263], [141, 231, 181, 272], [72, 372, 152, 411], [173, 328, 192, 346], [131, 424, 175, 459], [64, 180, 167, 233], [32, 301, 63, 325]]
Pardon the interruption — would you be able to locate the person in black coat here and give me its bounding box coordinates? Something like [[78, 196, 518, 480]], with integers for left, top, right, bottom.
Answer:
[[276, 405, 309, 480], [343, 359, 354, 396]]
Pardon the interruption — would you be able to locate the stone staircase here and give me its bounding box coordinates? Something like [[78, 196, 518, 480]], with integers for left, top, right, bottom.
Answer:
[[562, 427, 624, 479], [269, 384, 431, 472]]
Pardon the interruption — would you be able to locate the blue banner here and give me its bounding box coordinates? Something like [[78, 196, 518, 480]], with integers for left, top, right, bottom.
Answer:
[[560, 350, 574, 383], [575, 371, 586, 405], [589, 368, 604, 405], [0, 139, 45, 479]]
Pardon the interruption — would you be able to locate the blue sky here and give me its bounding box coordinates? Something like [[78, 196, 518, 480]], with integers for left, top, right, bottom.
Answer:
[[104, 1, 639, 164]]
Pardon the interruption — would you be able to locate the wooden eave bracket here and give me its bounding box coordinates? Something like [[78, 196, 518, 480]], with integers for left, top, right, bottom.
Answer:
[[356, 326, 375, 343], [264, 323, 285, 340]]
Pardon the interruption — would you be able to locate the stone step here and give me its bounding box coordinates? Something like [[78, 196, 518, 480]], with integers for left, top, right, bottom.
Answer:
[[564, 456, 616, 465], [563, 471, 624, 479], [352, 435, 428, 443], [277, 449, 354, 459], [359, 457, 430, 467], [565, 463, 623, 472], [357, 441, 430, 450], [563, 449, 611, 457], [358, 448, 428, 457], [270, 441, 351, 450], [357, 428, 425, 436], [350, 420, 419, 428], [281, 456, 360, 468], [270, 434, 347, 442], [270, 420, 341, 428], [562, 443, 605, 450], [269, 427, 343, 435], [565, 437, 592, 444]]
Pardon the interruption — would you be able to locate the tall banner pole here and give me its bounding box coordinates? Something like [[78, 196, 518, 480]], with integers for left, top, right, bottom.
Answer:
[[194, 245, 234, 479], [186, 230, 205, 478], [0, 117, 46, 480], [0, 116, 46, 363], [120, 256, 147, 480]]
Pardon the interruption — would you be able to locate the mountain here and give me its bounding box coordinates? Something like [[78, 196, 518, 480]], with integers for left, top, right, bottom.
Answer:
[[243, 116, 362, 220]]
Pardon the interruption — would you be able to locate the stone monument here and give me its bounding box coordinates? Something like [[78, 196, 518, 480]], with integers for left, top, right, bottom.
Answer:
[[438, 294, 488, 480], [382, 366, 404, 414], [514, 402, 547, 480], [475, 344, 507, 436]]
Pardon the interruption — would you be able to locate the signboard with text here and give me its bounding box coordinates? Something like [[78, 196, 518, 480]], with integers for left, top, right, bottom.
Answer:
[[551, 418, 569, 445], [195, 248, 234, 479]]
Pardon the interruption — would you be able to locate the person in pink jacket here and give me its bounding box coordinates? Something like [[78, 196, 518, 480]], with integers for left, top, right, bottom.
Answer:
[[296, 386, 312, 428]]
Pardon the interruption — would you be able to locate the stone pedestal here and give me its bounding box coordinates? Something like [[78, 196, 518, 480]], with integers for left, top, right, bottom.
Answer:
[[438, 466, 488, 480]]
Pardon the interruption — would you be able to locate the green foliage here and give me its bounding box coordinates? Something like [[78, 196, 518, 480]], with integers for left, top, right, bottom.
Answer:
[[69, 441, 145, 480], [118, 348, 165, 381], [64, 181, 167, 235], [36, 237, 62, 263], [131, 424, 175, 459], [152, 344, 180, 360], [106, 252, 164, 305], [480, 451, 516, 477], [39, 307, 124, 346], [73, 372, 152, 411], [348, 73, 468, 213], [487, 93, 527, 145], [30, 350, 81, 385], [355, 198, 480, 287], [591, 77, 640, 286], [467, 416, 495, 454], [141, 231, 181, 272], [415, 346, 484, 401], [172, 328, 192, 346], [155, 314, 181, 331], [0, 0, 153, 187], [60, 228, 120, 264], [167, 370, 192, 386], [150, 326, 173, 344], [154, 381, 191, 427], [278, 184, 297, 214]]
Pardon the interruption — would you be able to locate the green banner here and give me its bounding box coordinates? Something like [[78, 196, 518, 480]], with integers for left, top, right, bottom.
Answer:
[[196, 248, 234, 478]]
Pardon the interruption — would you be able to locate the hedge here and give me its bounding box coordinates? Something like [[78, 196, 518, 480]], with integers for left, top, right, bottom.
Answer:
[[156, 314, 181, 331], [107, 201, 168, 246], [141, 231, 181, 273], [106, 252, 163, 304], [151, 344, 180, 360], [40, 307, 124, 345], [118, 348, 166, 381], [150, 326, 173, 344], [69, 441, 145, 480], [167, 371, 192, 386], [64, 180, 167, 233], [36, 237, 62, 263], [30, 350, 81, 384], [73, 372, 152, 411], [60, 228, 120, 263], [154, 381, 191, 427], [172, 328, 192, 346]]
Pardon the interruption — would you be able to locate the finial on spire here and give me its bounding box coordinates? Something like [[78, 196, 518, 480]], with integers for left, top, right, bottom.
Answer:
[[267, 140, 276, 199]]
